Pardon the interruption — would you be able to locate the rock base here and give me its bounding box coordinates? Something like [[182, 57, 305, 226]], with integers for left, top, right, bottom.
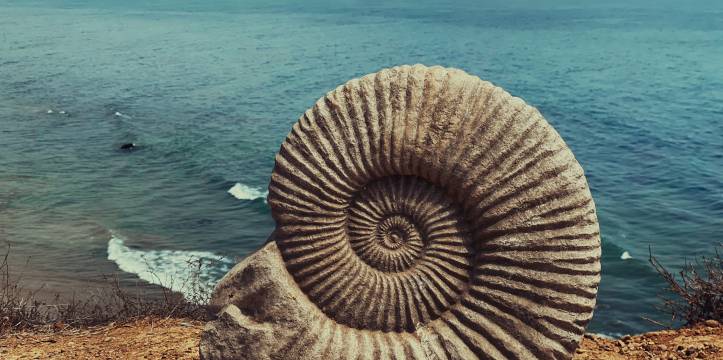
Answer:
[[199, 242, 327, 360]]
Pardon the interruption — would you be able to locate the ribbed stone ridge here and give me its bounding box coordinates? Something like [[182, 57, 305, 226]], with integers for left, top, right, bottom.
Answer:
[[202, 64, 602, 360]]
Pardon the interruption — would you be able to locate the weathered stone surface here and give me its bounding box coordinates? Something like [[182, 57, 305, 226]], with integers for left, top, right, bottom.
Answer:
[[201, 65, 601, 359], [199, 304, 272, 360], [200, 242, 309, 360], [201, 241, 363, 360]]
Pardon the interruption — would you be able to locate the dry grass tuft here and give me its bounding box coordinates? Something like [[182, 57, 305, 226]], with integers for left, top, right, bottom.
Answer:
[[649, 243, 723, 326], [0, 244, 213, 335]]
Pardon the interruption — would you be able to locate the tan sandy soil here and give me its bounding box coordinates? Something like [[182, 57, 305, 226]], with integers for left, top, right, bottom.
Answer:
[[0, 318, 204, 360], [0, 317, 721, 359], [575, 320, 723, 360]]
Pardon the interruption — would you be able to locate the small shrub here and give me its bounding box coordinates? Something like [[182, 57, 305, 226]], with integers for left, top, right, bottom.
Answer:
[[649, 244, 723, 326], [0, 245, 214, 334]]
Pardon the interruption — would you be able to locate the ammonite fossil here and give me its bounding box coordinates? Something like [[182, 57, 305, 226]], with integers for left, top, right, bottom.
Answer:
[[205, 65, 601, 360]]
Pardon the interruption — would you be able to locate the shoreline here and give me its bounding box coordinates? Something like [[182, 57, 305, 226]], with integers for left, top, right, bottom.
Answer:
[[1, 317, 720, 359]]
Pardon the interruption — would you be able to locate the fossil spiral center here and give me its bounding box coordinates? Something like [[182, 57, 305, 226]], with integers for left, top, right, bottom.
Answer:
[[386, 231, 402, 246], [346, 176, 473, 280], [348, 183, 431, 273], [283, 175, 474, 332], [376, 215, 419, 250]]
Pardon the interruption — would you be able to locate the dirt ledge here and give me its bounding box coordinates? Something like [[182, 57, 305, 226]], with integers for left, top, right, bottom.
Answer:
[[0, 318, 721, 359], [0, 318, 203, 360], [576, 320, 722, 360]]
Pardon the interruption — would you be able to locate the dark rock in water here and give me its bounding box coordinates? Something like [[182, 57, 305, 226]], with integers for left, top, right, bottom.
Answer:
[[120, 143, 136, 150]]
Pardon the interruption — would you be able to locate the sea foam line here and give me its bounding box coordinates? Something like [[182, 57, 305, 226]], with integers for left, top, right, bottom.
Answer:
[[228, 182, 268, 202], [107, 232, 233, 303], [114, 111, 132, 119]]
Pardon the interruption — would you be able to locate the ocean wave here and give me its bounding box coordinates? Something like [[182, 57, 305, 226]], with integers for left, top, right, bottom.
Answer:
[[227, 182, 268, 202], [114, 111, 132, 119], [590, 332, 622, 340], [106, 231, 233, 303]]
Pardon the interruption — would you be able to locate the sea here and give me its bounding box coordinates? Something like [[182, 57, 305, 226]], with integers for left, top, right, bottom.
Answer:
[[1, 0, 721, 337]]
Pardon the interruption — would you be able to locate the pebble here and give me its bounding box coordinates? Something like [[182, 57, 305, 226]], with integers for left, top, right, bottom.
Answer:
[[704, 319, 720, 328]]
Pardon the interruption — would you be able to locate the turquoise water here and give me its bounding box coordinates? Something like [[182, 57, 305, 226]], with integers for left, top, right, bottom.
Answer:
[[1, 0, 722, 336]]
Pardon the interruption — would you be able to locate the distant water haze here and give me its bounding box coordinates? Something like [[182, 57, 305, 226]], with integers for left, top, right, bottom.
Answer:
[[1, 0, 722, 336]]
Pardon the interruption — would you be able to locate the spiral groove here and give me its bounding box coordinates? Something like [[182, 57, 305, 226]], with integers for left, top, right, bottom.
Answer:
[[267, 65, 601, 359]]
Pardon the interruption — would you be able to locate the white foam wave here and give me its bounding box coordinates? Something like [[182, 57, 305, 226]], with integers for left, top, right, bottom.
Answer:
[[46, 109, 69, 116], [107, 232, 233, 303], [590, 332, 622, 340], [114, 111, 131, 119], [228, 182, 267, 202], [620, 251, 632, 260]]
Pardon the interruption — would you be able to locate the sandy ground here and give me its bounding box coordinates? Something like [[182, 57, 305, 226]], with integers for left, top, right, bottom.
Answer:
[[0, 318, 203, 360], [576, 320, 723, 360], [0, 318, 721, 359]]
